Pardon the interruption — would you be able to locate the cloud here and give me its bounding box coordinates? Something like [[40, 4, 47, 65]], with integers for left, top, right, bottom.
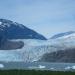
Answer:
[[0, 0, 75, 38]]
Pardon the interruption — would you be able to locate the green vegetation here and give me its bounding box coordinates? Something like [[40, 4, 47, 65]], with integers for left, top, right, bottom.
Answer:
[[0, 70, 75, 75]]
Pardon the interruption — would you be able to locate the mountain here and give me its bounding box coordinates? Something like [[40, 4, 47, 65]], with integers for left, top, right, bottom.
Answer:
[[0, 20, 75, 63], [0, 19, 46, 40], [0, 19, 46, 50], [50, 31, 75, 39], [39, 32, 75, 63]]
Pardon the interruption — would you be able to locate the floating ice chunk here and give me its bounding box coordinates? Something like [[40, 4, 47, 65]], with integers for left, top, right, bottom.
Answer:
[[32, 59, 38, 62], [0, 22, 2, 25], [0, 64, 4, 68], [50, 67, 55, 70], [72, 66, 75, 69], [38, 65, 45, 69], [28, 66, 38, 69], [28, 65, 45, 69], [64, 66, 71, 70], [65, 66, 75, 70]]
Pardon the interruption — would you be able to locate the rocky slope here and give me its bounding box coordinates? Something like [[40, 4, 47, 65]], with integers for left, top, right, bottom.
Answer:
[[40, 48, 75, 63], [0, 40, 24, 50]]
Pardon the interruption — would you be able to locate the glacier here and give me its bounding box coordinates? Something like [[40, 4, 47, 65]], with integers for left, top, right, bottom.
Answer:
[[0, 34, 75, 62]]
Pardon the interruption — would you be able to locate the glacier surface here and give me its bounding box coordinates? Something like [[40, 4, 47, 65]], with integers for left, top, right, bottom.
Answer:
[[0, 34, 75, 62]]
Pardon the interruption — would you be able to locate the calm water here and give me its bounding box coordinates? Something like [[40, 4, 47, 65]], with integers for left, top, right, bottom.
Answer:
[[0, 61, 75, 71]]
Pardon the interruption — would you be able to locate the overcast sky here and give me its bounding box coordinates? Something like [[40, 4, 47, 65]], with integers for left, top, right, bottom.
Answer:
[[0, 0, 75, 38]]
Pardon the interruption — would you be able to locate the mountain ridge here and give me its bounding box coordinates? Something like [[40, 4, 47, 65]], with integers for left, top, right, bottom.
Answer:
[[0, 19, 47, 40], [50, 31, 75, 39]]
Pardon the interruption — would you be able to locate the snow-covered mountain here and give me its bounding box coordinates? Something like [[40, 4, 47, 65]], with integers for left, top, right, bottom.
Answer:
[[0, 19, 75, 63], [50, 31, 75, 39], [0, 19, 46, 40]]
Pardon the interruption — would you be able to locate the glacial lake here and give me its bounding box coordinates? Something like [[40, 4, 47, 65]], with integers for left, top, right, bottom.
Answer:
[[0, 61, 75, 71]]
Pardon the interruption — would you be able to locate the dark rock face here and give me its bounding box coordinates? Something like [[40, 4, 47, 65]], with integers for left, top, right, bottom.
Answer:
[[0, 40, 24, 50], [0, 19, 46, 40], [40, 48, 75, 63]]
